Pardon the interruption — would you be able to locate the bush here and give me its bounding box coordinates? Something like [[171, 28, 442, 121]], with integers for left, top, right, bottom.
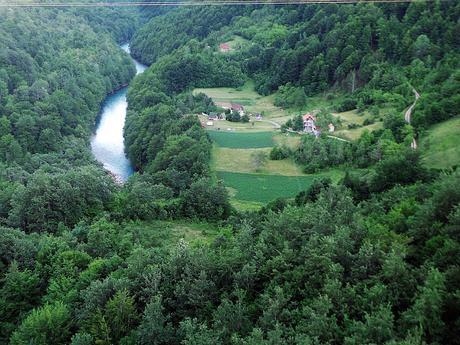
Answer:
[[336, 98, 357, 112], [363, 118, 375, 126], [269, 146, 291, 160], [348, 123, 361, 129], [295, 177, 332, 205], [181, 179, 231, 221]]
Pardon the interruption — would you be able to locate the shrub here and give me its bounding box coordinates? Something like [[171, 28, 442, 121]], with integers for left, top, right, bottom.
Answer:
[[269, 146, 291, 160]]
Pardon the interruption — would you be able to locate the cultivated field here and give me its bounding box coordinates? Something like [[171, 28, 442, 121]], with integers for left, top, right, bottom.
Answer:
[[420, 116, 460, 169], [208, 130, 275, 148], [197, 83, 357, 208], [217, 171, 340, 204]]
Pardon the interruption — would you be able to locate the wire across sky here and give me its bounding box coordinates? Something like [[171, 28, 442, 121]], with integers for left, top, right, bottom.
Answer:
[[0, 0, 441, 8]]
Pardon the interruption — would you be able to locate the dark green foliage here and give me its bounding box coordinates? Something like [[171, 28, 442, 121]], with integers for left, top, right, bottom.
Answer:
[[295, 135, 353, 173], [274, 83, 307, 109], [370, 149, 428, 192], [225, 111, 241, 122], [269, 145, 291, 160], [130, 6, 252, 64], [295, 177, 332, 205], [181, 179, 231, 221], [136, 296, 174, 345]]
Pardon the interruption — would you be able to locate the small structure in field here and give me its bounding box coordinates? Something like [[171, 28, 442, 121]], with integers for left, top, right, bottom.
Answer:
[[255, 113, 262, 121], [206, 121, 214, 126], [328, 123, 335, 132], [219, 43, 231, 53], [208, 112, 220, 121]]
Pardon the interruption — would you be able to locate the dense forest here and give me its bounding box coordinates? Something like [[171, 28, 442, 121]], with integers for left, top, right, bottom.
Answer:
[[0, 2, 459, 345]]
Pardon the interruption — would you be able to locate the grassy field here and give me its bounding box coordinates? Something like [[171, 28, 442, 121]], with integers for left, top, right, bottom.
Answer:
[[200, 116, 276, 132], [217, 171, 342, 204], [226, 35, 250, 50], [273, 132, 302, 149], [212, 147, 304, 175], [194, 81, 290, 120], [331, 109, 384, 140], [208, 130, 275, 148], [420, 116, 460, 169], [196, 82, 354, 207], [334, 122, 384, 141]]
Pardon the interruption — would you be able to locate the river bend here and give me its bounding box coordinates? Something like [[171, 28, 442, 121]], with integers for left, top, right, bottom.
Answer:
[[90, 44, 147, 182]]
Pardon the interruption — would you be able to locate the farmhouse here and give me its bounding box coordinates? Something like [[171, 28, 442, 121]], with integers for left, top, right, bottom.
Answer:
[[303, 114, 316, 133], [215, 102, 245, 116], [303, 113, 321, 137], [231, 103, 245, 116]]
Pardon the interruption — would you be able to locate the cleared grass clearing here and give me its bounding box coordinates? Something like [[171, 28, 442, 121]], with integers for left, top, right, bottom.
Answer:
[[333, 110, 369, 125], [420, 116, 460, 169], [194, 81, 290, 120], [212, 146, 304, 176], [226, 35, 250, 50], [199, 115, 276, 132], [208, 130, 274, 148], [334, 122, 384, 141], [273, 132, 302, 149], [123, 220, 221, 248]]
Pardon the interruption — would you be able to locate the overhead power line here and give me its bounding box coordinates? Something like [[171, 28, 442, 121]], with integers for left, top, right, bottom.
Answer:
[[0, 0, 442, 8]]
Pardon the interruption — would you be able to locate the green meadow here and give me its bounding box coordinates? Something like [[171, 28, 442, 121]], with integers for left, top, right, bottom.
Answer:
[[217, 171, 329, 204], [420, 116, 460, 169], [208, 130, 275, 148]]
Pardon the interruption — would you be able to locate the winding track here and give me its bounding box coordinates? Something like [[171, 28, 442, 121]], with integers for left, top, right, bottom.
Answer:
[[405, 88, 420, 149]]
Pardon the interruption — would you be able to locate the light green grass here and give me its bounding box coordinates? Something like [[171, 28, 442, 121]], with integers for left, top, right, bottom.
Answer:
[[212, 146, 304, 176], [226, 35, 250, 49], [334, 122, 384, 141], [273, 132, 302, 149], [331, 109, 384, 140], [333, 110, 369, 125], [208, 130, 274, 148], [200, 115, 276, 132], [217, 170, 344, 204], [194, 81, 290, 120], [123, 220, 222, 248], [420, 116, 460, 169]]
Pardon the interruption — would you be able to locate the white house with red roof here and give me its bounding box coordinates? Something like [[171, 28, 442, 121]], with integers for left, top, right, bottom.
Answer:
[[303, 114, 316, 133]]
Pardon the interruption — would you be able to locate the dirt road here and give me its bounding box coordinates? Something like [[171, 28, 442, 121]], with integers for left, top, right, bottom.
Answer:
[[405, 88, 420, 149]]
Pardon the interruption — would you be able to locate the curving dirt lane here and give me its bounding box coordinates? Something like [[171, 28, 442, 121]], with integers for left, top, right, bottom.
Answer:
[[405, 88, 420, 149]]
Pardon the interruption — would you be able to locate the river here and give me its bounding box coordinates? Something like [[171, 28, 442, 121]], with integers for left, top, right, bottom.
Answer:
[[90, 44, 147, 183]]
